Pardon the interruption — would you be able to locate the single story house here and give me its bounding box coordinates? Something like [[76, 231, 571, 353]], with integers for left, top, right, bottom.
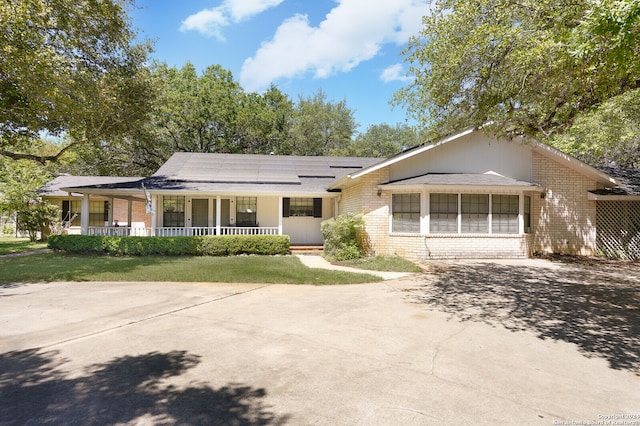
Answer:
[[41, 128, 640, 260]]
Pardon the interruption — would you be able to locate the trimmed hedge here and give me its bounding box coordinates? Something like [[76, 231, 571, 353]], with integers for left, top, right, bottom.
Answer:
[[48, 234, 290, 256]]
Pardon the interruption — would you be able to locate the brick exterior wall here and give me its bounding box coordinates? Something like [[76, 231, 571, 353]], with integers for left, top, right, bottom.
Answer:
[[339, 152, 599, 261], [531, 152, 598, 256]]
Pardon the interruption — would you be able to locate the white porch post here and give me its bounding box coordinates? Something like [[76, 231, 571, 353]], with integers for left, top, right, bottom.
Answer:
[[216, 196, 221, 236], [278, 196, 283, 235], [81, 194, 90, 235], [518, 192, 525, 234], [151, 195, 157, 236]]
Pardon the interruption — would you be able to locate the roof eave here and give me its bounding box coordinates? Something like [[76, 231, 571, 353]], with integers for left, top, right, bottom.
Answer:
[[378, 183, 543, 192], [531, 141, 619, 187]]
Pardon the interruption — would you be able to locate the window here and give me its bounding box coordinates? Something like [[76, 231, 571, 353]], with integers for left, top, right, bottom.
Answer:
[[524, 195, 531, 233], [89, 201, 109, 227], [492, 195, 519, 234], [62, 200, 81, 226], [236, 196, 257, 226], [430, 193, 457, 233], [283, 198, 322, 218], [462, 194, 489, 233], [392, 193, 420, 233], [163, 196, 185, 227]]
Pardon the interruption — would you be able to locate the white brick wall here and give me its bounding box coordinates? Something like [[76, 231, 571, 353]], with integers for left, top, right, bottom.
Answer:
[[339, 152, 599, 260]]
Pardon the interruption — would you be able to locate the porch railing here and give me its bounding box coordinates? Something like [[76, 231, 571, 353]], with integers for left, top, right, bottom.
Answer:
[[88, 226, 150, 236], [220, 226, 279, 235], [89, 226, 280, 237]]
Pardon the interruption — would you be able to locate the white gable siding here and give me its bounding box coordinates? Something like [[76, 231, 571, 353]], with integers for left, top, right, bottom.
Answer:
[[389, 132, 533, 183]]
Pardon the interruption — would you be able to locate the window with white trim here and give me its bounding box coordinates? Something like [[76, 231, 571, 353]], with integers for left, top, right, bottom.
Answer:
[[236, 196, 257, 226], [392, 193, 421, 233], [163, 196, 185, 227], [492, 195, 519, 234], [461, 194, 489, 233], [430, 193, 457, 233]]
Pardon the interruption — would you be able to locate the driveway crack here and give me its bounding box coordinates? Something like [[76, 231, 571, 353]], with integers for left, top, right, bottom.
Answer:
[[40, 284, 272, 350]]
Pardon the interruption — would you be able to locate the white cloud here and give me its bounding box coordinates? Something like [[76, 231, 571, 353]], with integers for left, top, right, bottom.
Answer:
[[180, 0, 285, 40], [380, 63, 412, 83], [240, 0, 430, 91]]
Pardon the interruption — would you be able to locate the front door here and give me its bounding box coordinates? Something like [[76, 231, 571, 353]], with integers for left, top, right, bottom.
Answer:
[[192, 199, 208, 228]]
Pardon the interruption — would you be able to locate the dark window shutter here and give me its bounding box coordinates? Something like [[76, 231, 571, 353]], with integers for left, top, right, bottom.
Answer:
[[313, 198, 322, 218], [282, 198, 290, 217]]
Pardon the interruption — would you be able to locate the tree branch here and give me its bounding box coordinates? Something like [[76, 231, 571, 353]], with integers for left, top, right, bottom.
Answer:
[[0, 136, 97, 164]]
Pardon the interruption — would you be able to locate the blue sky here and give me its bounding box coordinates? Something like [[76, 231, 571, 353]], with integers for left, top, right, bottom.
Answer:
[[130, 0, 430, 133]]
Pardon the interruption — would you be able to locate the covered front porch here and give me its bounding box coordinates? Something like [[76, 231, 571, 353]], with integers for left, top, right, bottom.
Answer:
[[77, 192, 337, 245]]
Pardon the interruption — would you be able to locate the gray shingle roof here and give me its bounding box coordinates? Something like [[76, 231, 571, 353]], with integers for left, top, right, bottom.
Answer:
[[153, 152, 378, 184], [52, 154, 380, 195], [39, 175, 142, 196], [593, 167, 640, 196]]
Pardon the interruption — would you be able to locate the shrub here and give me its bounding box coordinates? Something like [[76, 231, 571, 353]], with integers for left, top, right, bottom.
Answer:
[[16, 201, 60, 242], [321, 213, 368, 261], [48, 235, 290, 256]]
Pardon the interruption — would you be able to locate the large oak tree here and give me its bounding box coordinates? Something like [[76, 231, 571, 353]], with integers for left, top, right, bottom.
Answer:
[[0, 0, 153, 163], [394, 0, 640, 140]]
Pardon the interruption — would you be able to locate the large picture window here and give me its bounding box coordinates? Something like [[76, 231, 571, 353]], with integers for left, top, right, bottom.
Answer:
[[492, 195, 519, 234], [430, 193, 457, 233], [392, 193, 421, 233], [163, 196, 185, 227], [236, 196, 257, 226], [462, 194, 489, 233]]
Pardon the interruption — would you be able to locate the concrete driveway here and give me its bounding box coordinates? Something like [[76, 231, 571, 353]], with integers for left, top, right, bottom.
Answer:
[[0, 259, 638, 425]]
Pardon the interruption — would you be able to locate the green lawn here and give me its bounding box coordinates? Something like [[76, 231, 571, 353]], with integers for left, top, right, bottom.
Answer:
[[0, 235, 48, 255], [0, 252, 382, 285]]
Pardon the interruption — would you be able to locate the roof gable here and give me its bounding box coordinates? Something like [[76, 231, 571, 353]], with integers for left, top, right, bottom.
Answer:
[[331, 128, 618, 189]]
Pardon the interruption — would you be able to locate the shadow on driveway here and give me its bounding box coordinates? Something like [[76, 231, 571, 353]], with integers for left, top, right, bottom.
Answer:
[[0, 349, 289, 425], [405, 261, 640, 373]]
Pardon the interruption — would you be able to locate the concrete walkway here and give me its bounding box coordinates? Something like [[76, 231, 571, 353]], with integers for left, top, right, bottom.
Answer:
[[0, 248, 50, 259], [295, 254, 415, 280]]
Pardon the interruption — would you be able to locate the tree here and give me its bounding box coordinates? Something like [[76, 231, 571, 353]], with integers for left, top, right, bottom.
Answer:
[[0, 157, 59, 241], [394, 0, 640, 139], [287, 90, 357, 156], [0, 0, 154, 163], [342, 123, 423, 157], [549, 88, 640, 168]]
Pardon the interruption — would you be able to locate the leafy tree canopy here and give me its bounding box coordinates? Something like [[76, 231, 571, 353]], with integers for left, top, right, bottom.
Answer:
[[549, 88, 640, 167], [0, 0, 154, 163], [337, 123, 423, 157], [394, 0, 640, 139]]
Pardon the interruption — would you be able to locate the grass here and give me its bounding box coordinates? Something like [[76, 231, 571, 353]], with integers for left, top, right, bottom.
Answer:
[[0, 235, 48, 255], [330, 255, 422, 273], [0, 252, 382, 285]]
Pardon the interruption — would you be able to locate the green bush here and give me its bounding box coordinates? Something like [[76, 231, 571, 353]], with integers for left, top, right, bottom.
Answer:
[[16, 201, 60, 242], [48, 235, 290, 256], [321, 213, 367, 261]]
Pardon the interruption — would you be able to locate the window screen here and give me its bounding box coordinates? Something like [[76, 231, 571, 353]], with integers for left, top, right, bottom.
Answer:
[[430, 193, 457, 233], [392, 193, 420, 233], [461, 194, 489, 233], [492, 195, 519, 234]]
